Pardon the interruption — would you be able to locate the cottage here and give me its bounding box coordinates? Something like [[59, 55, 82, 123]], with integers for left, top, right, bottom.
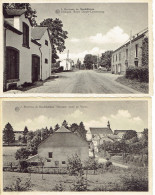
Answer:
[[3, 9, 52, 91], [111, 28, 148, 75], [27, 126, 89, 167]]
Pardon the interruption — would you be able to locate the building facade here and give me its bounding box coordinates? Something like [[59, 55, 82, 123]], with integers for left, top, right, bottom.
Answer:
[[111, 28, 148, 75], [27, 126, 89, 168], [3, 9, 52, 91]]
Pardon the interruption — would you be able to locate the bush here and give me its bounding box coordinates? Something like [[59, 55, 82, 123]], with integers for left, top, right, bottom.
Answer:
[[71, 175, 87, 191], [18, 161, 29, 172], [67, 154, 84, 176], [126, 67, 148, 83], [4, 177, 31, 191], [52, 183, 65, 191]]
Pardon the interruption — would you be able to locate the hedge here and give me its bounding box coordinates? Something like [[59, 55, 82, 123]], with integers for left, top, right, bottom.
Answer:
[[126, 67, 149, 83]]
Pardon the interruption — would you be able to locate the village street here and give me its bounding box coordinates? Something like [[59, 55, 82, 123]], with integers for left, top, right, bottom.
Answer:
[[25, 70, 141, 94]]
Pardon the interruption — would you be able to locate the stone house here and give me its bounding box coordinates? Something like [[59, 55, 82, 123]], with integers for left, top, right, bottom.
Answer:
[[111, 28, 148, 75], [27, 126, 89, 167], [3, 9, 52, 91]]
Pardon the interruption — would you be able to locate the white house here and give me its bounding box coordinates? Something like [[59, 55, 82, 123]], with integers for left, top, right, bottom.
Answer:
[[3, 9, 52, 91], [27, 126, 89, 168], [60, 59, 73, 71]]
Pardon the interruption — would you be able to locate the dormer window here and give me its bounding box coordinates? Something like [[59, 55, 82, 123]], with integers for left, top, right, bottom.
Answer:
[[22, 22, 29, 48], [45, 40, 48, 46]]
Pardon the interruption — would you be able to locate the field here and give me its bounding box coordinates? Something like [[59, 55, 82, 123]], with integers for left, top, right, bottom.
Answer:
[[3, 166, 148, 191]]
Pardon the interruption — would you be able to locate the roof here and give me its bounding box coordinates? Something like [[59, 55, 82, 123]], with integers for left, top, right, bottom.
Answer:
[[31, 27, 48, 40], [55, 126, 71, 133], [14, 131, 24, 133], [114, 130, 135, 135], [112, 28, 148, 54], [5, 9, 26, 17], [90, 127, 113, 135]]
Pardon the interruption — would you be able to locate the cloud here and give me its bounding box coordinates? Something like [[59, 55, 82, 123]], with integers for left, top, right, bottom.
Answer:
[[59, 47, 105, 61], [89, 26, 129, 44], [70, 38, 80, 43]]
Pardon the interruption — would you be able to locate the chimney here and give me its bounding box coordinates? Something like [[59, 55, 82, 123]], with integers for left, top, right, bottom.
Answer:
[[107, 121, 110, 129]]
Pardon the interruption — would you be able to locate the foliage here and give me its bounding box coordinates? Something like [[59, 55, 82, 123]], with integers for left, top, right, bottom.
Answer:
[[15, 148, 30, 160], [18, 160, 29, 172], [78, 122, 87, 140], [54, 124, 60, 132], [3, 3, 37, 26], [27, 135, 41, 155], [123, 130, 137, 140], [3, 123, 15, 145], [4, 177, 31, 191], [84, 54, 97, 69], [84, 158, 99, 172], [126, 67, 149, 83], [40, 18, 68, 63], [67, 154, 84, 176], [71, 175, 87, 191], [142, 37, 148, 67], [99, 50, 113, 70], [62, 120, 69, 129], [49, 126, 54, 134], [121, 171, 148, 191], [76, 58, 82, 69], [53, 183, 65, 191], [41, 127, 49, 141]]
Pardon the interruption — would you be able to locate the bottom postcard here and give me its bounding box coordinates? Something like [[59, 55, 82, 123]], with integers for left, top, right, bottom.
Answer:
[[0, 98, 152, 194]]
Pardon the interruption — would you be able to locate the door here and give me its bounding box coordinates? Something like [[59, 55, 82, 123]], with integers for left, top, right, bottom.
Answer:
[[32, 55, 40, 83], [6, 47, 19, 80]]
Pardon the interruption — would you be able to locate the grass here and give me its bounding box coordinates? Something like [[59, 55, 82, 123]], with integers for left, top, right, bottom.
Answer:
[[3, 166, 148, 191], [116, 76, 148, 93]]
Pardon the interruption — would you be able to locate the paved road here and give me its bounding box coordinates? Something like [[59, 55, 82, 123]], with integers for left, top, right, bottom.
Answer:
[[25, 70, 140, 94]]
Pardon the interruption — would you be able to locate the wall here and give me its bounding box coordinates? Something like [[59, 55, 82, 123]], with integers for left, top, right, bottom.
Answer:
[[38, 30, 52, 80]]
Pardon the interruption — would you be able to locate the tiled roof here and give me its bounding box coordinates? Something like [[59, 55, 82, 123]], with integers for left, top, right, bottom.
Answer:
[[55, 126, 71, 133], [31, 27, 48, 40], [114, 130, 135, 135], [5, 9, 26, 16], [90, 127, 113, 135]]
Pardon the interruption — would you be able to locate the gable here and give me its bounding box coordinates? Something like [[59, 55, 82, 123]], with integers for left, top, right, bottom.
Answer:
[[31, 27, 48, 40]]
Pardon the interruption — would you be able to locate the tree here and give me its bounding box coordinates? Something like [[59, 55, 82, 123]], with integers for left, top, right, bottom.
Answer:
[[3, 3, 37, 26], [123, 130, 137, 140], [40, 18, 68, 63], [99, 51, 113, 70], [27, 135, 41, 155], [62, 120, 69, 129], [41, 127, 49, 141], [70, 123, 79, 133], [27, 131, 34, 142], [78, 122, 87, 140], [3, 123, 15, 145], [83, 54, 97, 69], [22, 126, 29, 143], [49, 126, 54, 134], [54, 124, 60, 132], [15, 147, 30, 160]]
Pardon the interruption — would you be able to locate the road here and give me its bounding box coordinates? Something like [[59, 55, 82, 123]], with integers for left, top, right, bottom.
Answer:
[[25, 70, 140, 94]]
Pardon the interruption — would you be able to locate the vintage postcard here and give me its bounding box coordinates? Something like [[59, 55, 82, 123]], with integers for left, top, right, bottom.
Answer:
[[0, 98, 152, 193], [0, 0, 153, 97]]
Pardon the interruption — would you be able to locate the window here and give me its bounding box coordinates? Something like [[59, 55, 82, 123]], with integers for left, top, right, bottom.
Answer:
[[119, 53, 121, 61], [135, 44, 138, 57], [22, 22, 29, 48], [47, 159, 51, 162], [6, 47, 19, 80], [62, 161, 66, 164], [116, 54, 117, 61], [45, 58, 48, 64], [126, 49, 128, 59], [45, 40, 48, 46], [48, 152, 53, 158]]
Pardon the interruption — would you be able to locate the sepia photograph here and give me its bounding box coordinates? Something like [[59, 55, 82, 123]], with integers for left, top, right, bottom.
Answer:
[[2, 2, 151, 95], [2, 99, 151, 192]]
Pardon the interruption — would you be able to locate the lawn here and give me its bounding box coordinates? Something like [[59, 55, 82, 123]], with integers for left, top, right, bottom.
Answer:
[[116, 76, 148, 93]]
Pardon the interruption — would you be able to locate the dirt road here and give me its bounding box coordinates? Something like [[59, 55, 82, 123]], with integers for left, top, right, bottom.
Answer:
[[25, 70, 141, 94]]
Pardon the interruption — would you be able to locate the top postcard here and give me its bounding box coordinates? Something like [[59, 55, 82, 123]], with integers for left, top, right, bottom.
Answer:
[[1, 1, 153, 97]]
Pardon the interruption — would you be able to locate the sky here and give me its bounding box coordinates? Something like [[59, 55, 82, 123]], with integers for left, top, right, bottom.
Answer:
[[31, 3, 148, 62], [2, 100, 148, 133]]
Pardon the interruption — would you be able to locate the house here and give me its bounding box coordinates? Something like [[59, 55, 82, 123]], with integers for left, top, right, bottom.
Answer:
[[60, 58, 73, 71], [27, 126, 89, 167], [3, 9, 52, 91], [114, 129, 136, 139], [89, 121, 113, 152], [111, 28, 148, 75]]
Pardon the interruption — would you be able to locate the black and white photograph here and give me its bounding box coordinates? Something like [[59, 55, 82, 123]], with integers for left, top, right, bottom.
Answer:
[[2, 99, 151, 192], [2, 2, 151, 95]]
